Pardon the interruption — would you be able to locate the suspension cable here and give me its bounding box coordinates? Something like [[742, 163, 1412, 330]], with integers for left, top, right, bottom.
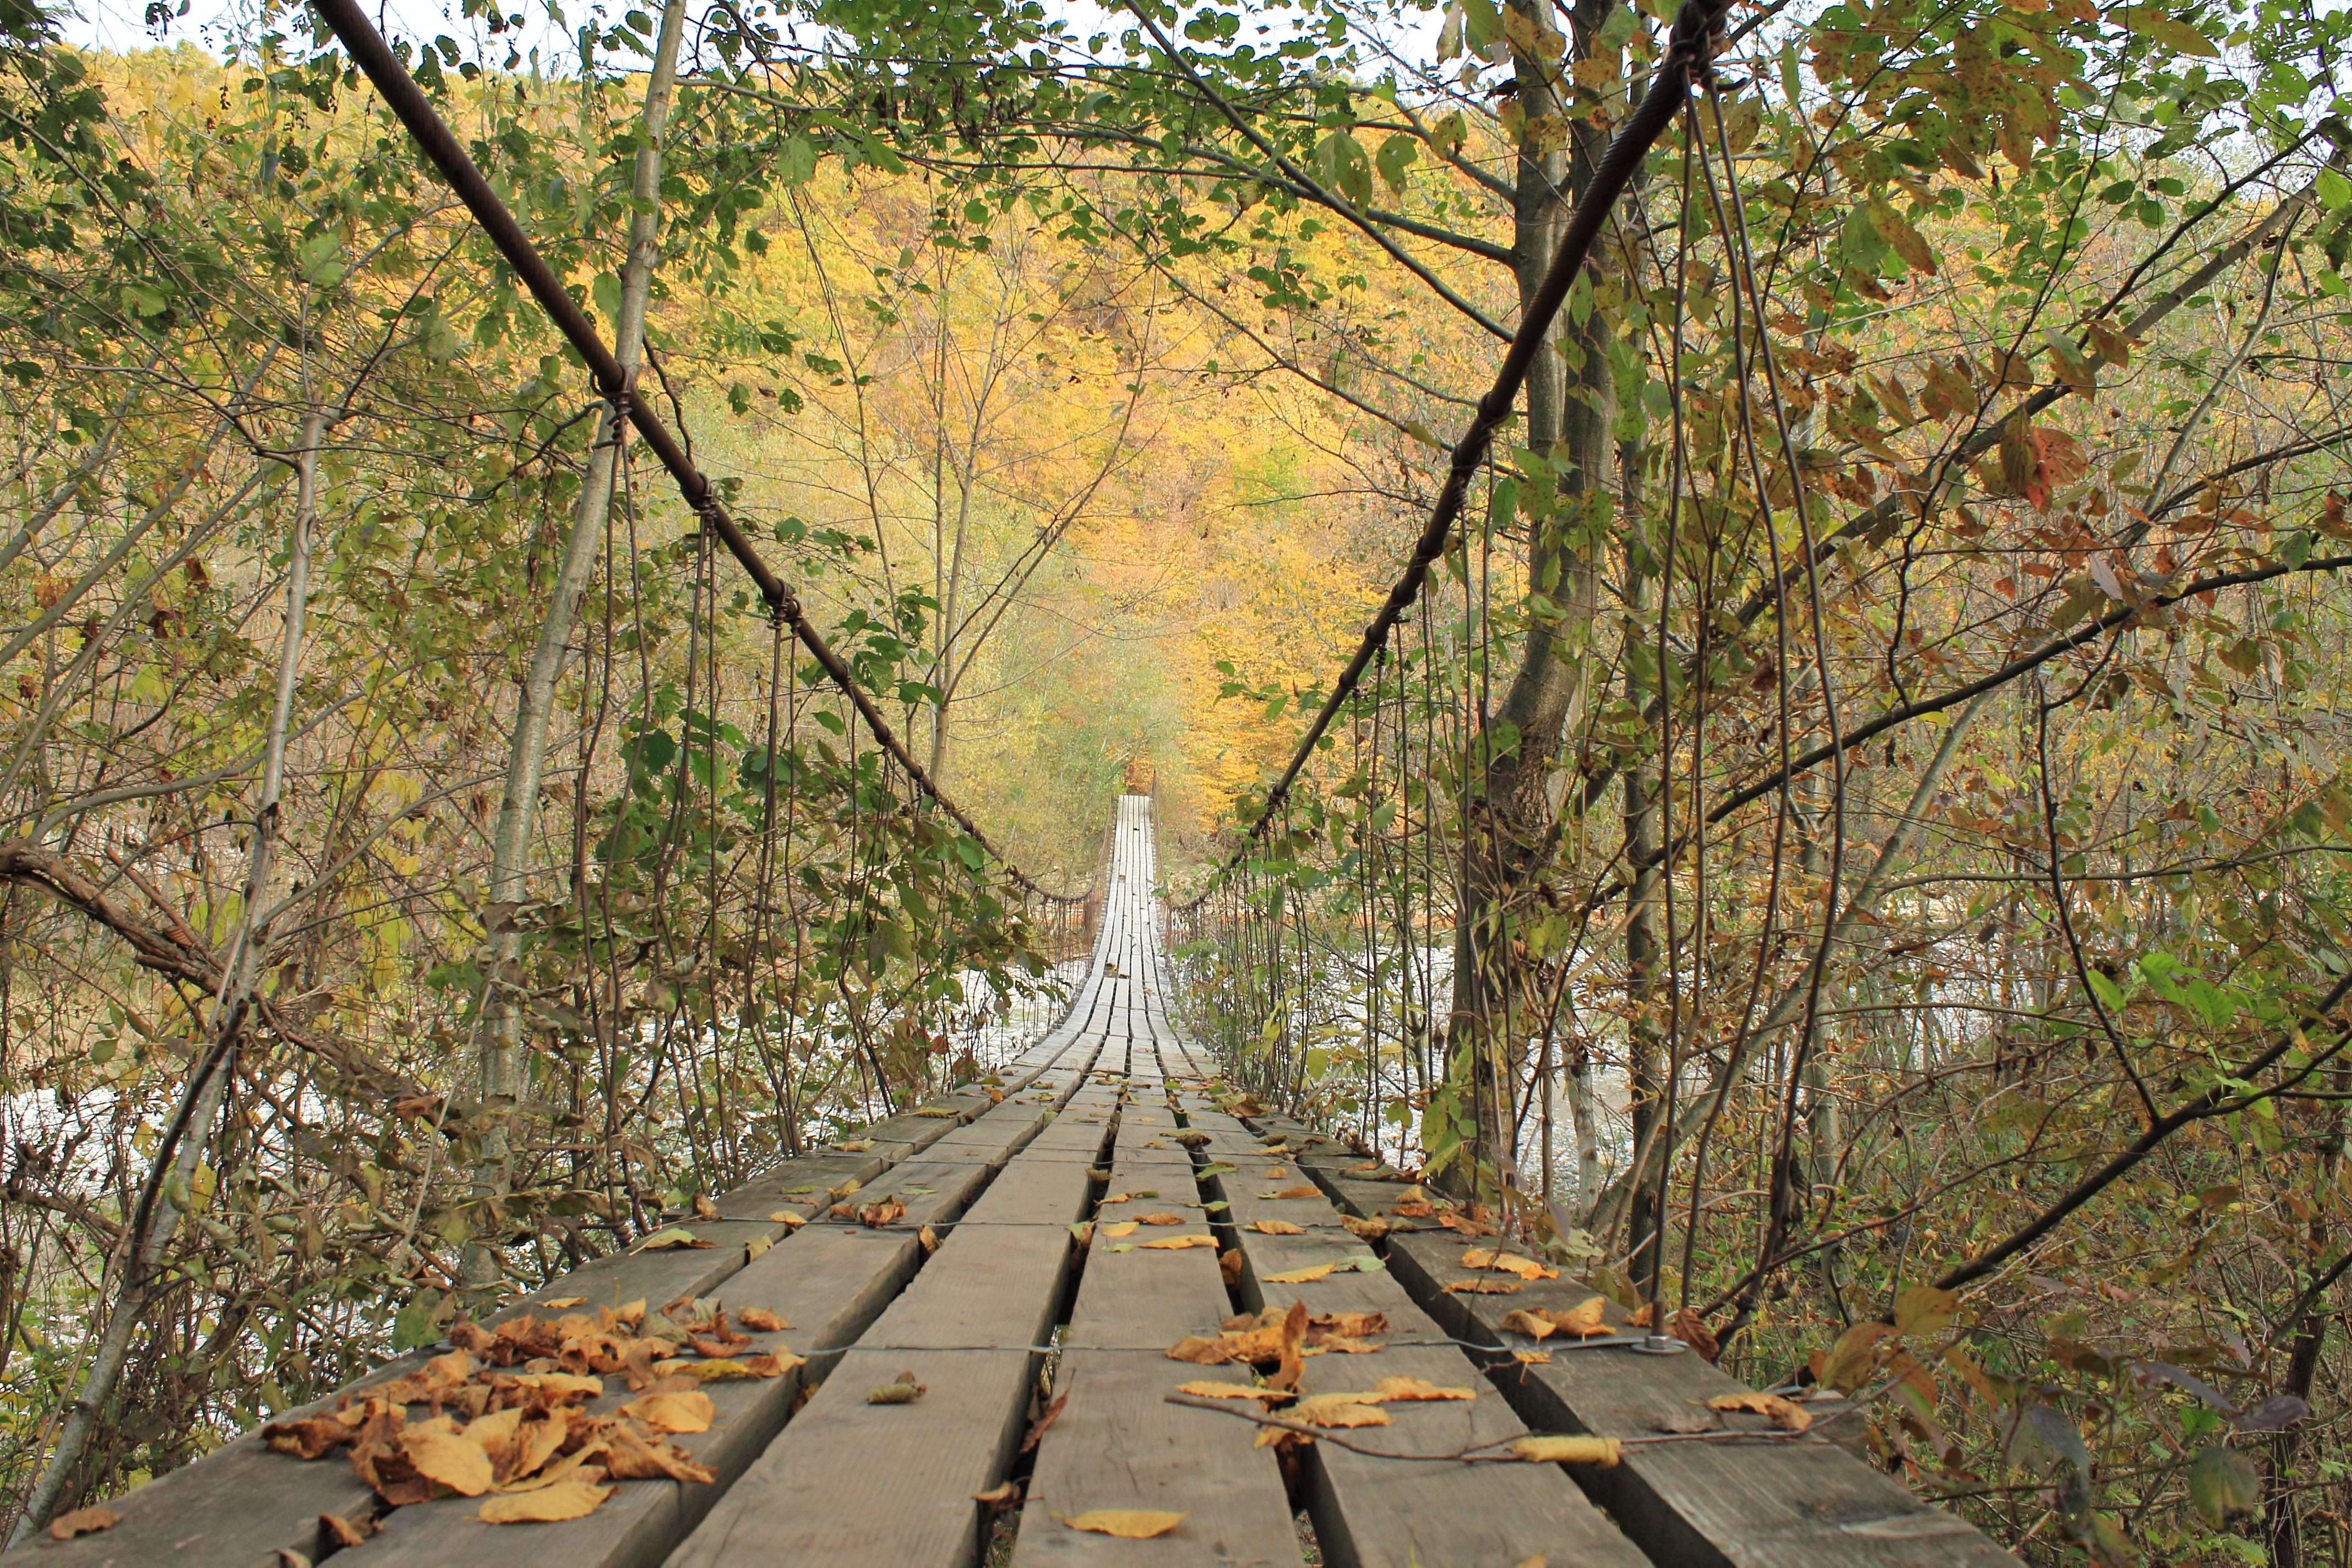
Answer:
[[1174, 0, 1731, 911], [308, 0, 1082, 902]]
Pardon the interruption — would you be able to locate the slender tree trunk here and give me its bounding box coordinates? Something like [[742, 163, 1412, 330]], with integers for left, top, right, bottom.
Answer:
[[1440, 0, 1623, 1196], [466, 0, 689, 1289], [8, 408, 325, 1546]]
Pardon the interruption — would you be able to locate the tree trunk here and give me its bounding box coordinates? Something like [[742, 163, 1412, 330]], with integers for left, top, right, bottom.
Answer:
[[8, 407, 325, 1547], [467, 0, 690, 1290]]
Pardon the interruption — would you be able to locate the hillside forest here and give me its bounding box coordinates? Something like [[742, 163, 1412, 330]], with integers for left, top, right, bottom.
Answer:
[[2, 0, 2352, 1558]]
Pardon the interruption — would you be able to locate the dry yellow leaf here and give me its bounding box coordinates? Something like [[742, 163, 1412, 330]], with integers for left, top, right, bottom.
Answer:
[[537, 1296, 585, 1309], [736, 1306, 790, 1332], [1138, 1234, 1216, 1249], [478, 1480, 615, 1523], [1059, 1509, 1187, 1539], [1513, 1348, 1554, 1365], [1370, 1375, 1476, 1402], [1101, 1221, 1139, 1239], [1137, 1212, 1185, 1226], [1260, 1185, 1321, 1200], [1263, 1262, 1336, 1283], [46, 1506, 119, 1540], [1250, 1219, 1304, 1235], [1462, 1249, 1557, 1281], [1177, 1380, 1283, 1401], [1291, 1397, 1393, 1429], [1548, 1298, 1611, 1338], [1511, 1435, 1623, 1467], [1164, 1335, 1231, 1364], [619, 1391, 716, 1433], [402, 1426, 493, 1496]]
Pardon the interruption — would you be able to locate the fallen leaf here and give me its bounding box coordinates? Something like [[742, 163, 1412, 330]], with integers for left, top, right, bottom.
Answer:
[[632, 1228, 710, 1253], [1058, 1509, 1186, 1539], [973, 1480, 1020, 1506], [618, 1391, 715, 1433], [319, 1511, 378, 1546], [1371, 1375, 1476, 1402], [1250, 1219, 1305, 1235], [869, 1371, 926, 1404], [1670, 1308, 1721, 1363], [1177, 1380, 1287, 1401], [1260, 1186, 1321, 1200], [1264, 1262, 1336, 1283], [1166, 1335, 1231, 1364], [1708, 1390, 1811, 1431], [919, 1225, 939, 1254], [1462, 1249, 1557, 1281], [1099, 1193, 1134, 1205], [769, 1210, 807, 1229], [746, 1234, 772, 1261], [1220, 1250, 1244, 1286], [1512, 1349, 1553, 1365], [1652, 1407, 1722, 1434], [736, 1307, 790, 1332], [401, 1426, 493, 1496], [537, 1297, 585, 1309], [47, 1506, 120, 1540], [1291, 1396, 1393, 1428], [478, 1480, 614, 1523], [1512, 1435, 1622, 1467], [1445, 1278, 1522, 1294], [601, 1423, 715, 1484], [694, 1196, 718, 1221], [1102, 1221, 1140, 1239], [1021, 1391, 1069, 1453], [1137, 1212, 1185, 1226], [1341, 1215, 1396, 1239], [1138, 1234, 1216, 1249]]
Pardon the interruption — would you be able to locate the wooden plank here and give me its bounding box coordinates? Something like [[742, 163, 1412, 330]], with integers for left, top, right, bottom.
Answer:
[[343, 1063, 1116, 1567], [1177, 1105, 1651, 1568], [1012, 1114, 1302, 1568], [1265, 1121, 2019, 1568], [666, 1135, 1096, 1565]]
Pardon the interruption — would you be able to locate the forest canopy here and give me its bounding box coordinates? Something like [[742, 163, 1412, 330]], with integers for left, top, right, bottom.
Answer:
[[3, 0, 2352, 1558]]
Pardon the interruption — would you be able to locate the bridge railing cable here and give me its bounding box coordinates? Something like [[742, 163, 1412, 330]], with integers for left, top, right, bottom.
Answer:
[[1169, 0, 1729, 914], [307, 0, 1084, 903]]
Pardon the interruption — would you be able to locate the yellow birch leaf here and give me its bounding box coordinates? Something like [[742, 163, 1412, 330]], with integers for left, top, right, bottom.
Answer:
[[1250, 1219, 1305, 1235], [1102, 1221, 1139, 1238], [478, 1480, 615, 1523], [1139, 1234, 1216, 1249], [618, 1391, 716, 1433], [1511, 1435, 1622, 1467], [1370, 1375, 1476, 1402], [1264, 1262, 1337, 1283], [1058, 1509, 1188, 1539], [402, 1427, 493, 1496]]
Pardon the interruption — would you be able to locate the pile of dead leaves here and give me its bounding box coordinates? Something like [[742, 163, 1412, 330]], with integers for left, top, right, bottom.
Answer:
[[1164, 1301, 1389, 1387], [1384, 1185, 1498, 1239], [1498, 1298, 1613, 1341], [262, 1299, 801, 1527]]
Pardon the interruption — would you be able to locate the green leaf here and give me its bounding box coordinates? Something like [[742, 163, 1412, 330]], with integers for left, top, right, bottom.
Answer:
[[2187, 1445, 2260, 1526], [1375, 133, 1420, 193], [780, 136, 818, 186], [2321, 169, 2352, 211], [2112, 7, 2220, 55]]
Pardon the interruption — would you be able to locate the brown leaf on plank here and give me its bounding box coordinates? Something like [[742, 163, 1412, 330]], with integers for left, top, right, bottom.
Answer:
[[1708, 1390, 1811, 1431], [319, 1511, 378, 1547], [1177, 1380, 1288, 1401], [868, 1370, 927, 1404], [1652, 1407, 1722, 1434], [47, 1506, 120, 1540], [264, 1412, 360, 1460], [736, 1306, 790, 1333], [1462, 1249, 1556, 1281], [1259, 1185, 1321, 1200], [478, 1480, 614, 1523], [1136, 1212, 1185, 1226], [1138, 1234, 1216, 1249], [1670, 1308, 1721, 1363], [1249, 1219, 1304, 1235], [1444, 1278, 1522, 1294], [601, 1422, 715, 1483], [1164, 1335, 1231, 1364], [1220, 1249, 1244, 1286], [618, 1391, 715, 1434], [1291, 1396, 1393, 1428], [399, 1423, 493, 1497], [1370, 1375, 1476, 1402], [1058, 1509, 1186, 1538], [1020, 1391, 1069, 1453], [1512, 1435, 1621, 1467], [1341, 1214, 1395, 1239]]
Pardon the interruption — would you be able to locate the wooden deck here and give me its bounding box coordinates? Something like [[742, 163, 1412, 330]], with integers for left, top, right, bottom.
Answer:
[[5, 796, 2016, 1566]]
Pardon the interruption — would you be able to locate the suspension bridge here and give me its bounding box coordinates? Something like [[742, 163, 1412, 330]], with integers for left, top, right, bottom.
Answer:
[[8, 800, 2012, 1566]]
